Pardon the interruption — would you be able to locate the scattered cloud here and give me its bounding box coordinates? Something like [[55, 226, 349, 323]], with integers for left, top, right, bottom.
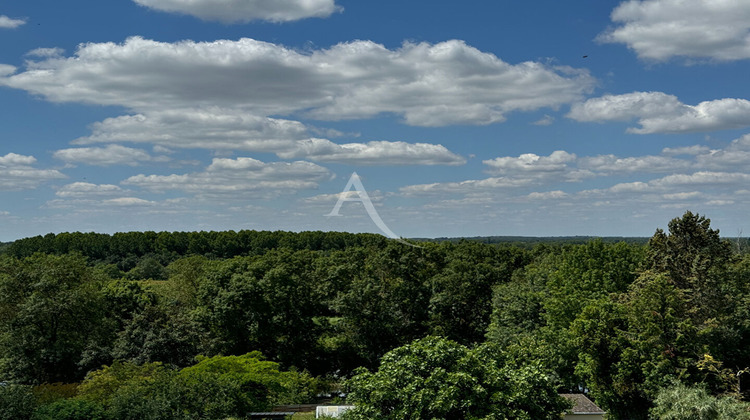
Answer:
[[102, 197, 156, 206], [568, 92, 750, 133], [532, 114, 555, 126], [122, 157, 332, 198], [662, 145, 711, 156], [599, 0, 750, 62], [53, 145, 166, 166], [72, 108, 463, 166], [398, 132, 750, 219], [484, 151, 577, 174], [0, 153, 66, 191], [526, 190, 568, 200], [577, 154, 691, 174], [0, 37, 584, 168], [73, 108, 311, 150], [662, 191, 701, 200], [706, 199, 734, 206], [25, 48, 65, 58], [55, 182, 125, 198], [277, 139, 466, 166], [133, 0, 342, 23], [652, 171, 750, 187], [0, 15, 26, 29], [400, 177, 534, 197], [483, 151, 593, 182], [1, 37, 596, 127]]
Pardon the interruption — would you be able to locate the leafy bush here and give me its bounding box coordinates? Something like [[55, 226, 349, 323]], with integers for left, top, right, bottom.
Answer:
[[0, 384, 36, 420], [32, 383, 79, 405], [75, 353, 318, 419], [105, 380, 183, 420], [177, 351, 318, 412], [342, 336, 569, 420], [34, 398, 107, 420], [77, 361, 169, 406], [651, 382, 750, 420]]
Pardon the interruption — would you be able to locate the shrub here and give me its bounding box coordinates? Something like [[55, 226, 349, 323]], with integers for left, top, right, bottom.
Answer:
[[0, 384, 36, 420], [34, 398, 107, 420], [32, 383, 79, 405], [342, 336, 569, 420], [651, 382, 750, 420]]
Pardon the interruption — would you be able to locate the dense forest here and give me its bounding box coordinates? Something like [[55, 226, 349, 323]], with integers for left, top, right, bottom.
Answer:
[[1, 211, 749, 419]]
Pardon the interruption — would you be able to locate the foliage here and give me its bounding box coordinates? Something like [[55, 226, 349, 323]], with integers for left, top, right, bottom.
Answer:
[[77, 361, 171, 407], [651, 382, 750, 420], [570, 212, 750, 419], [5, 230, 389, 266], [125, 256, 167, 281], [1, 213, 748, 419], [32, 382, 79, 405], [195, 249, 326, 372], [111, 303, 202, 367], [75, 353, 318, 419], [179, 351, 318, 407], [34, 398, 108, 420], [330, 245, 435, 371], [342, 336, 569, 420], [428, 243, 528, 345], [0, 384, 36, 420], [0, 254, 110, 383], [645, 211, 734, 323]]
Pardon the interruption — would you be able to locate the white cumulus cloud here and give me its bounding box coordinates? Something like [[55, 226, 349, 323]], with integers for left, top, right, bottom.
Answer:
[[577, 154, 691, 173], [599, 0, 750, 62], [568, 92, 750, 134], [483, 151, 577, 174], [123, 157, 332, 198], [56, 182, 125, 198], [0, 15, 26, 29], [102, 197, 156, 206], [133, 0, 342, 23], [0, 153, 66, 191], [0, 37, 596, 127], [662, 145, 711, 156], [53, 145, 163, 166], [73, 108, 310, 151], [71, 108, 464, 166], [527, 190, 568, 200], [278, 139, 466, 166]]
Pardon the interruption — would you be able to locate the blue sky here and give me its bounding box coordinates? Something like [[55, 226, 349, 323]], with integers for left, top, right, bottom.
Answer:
[[2, 0, 750, 241]]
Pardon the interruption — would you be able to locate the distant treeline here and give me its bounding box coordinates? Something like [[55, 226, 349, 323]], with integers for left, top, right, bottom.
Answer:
[[3, 231, 658, 260], [3, 230, 389, 261], [423, 235, 651, 247]]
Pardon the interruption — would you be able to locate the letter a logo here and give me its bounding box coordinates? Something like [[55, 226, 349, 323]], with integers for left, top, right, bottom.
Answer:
[[327, 172, 418, 247]]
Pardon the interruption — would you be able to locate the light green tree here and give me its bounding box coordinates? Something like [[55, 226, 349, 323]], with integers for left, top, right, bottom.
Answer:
[[342, 336, 569, 420]]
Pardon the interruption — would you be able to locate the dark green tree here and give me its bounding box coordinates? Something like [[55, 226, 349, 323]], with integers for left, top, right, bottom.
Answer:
[[0, 254, 109, 383], [646, 211, 734, 322], [428, 243, 527, 345], [196, 249, 325, 371]]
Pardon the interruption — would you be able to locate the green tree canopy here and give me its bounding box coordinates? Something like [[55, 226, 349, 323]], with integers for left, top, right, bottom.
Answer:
[[0, 254, 110, 383], [342, 336, 569, 420]]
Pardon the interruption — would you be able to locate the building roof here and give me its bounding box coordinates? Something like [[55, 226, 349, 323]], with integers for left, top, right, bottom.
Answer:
[[560, 394, 606, 414]]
